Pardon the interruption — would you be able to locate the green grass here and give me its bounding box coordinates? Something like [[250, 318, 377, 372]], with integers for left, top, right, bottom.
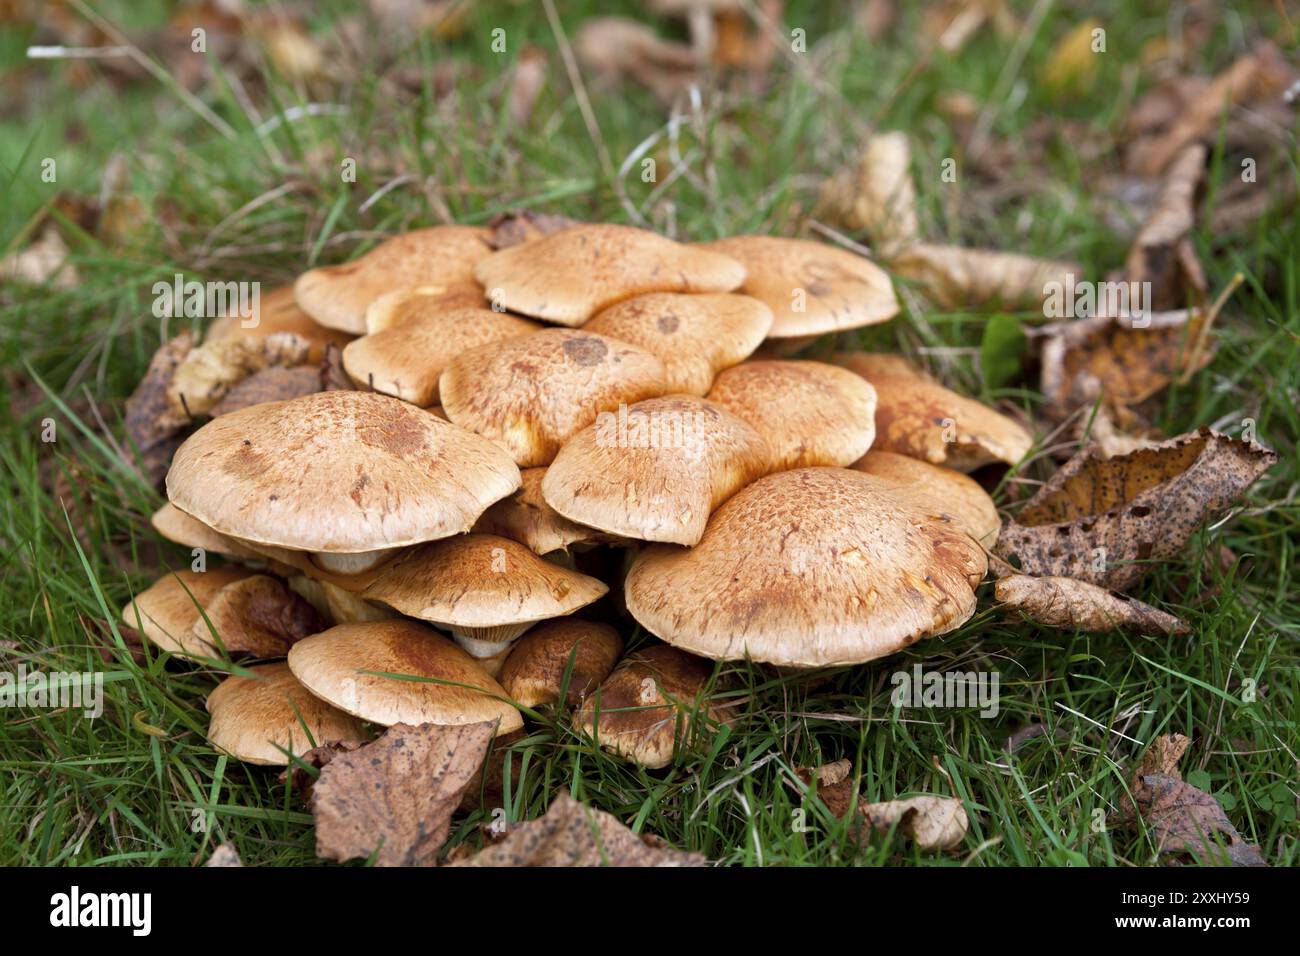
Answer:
[[0, 0, 1296, 866]]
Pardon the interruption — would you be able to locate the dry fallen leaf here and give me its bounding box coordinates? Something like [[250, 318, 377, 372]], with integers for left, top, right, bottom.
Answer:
[[995, 427, 1276, 591], [1041, 19, 1103, 96], [0, 225, 78, 289], [123, 332, 195, 485], [815, 130, 919, 258], [312, 721, 496, 867], [279, 739, 366, 803], [486, 210, 582, 250], [319, 342, 355, 391], [508, 46, 548, 128], [1125, 143, 1207, 311], [576, 17, 701, 107], [208, 366, 322, 416], [995, 574, 1189, 636], [204, 843, 243, 867], [891, 242, 1080, 311], [449, 791, 705, 867], [797, 760, 968, 851]]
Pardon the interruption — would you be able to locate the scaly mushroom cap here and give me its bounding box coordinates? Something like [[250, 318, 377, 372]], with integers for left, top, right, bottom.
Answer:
[[835, 352, 1033, 470], [473, 467, 623, 554], [706, 360, 877, 470], [625, 468, 988, 667], [287, 620, 523, 731], [121, 568, 253, 661], [582, 292, 773, 394], [362, 534, 608, 635], [700, 236, 898, 339], [342, 307, 541, 407], [541, 395, 771, 546], [573, 644, 722, 769], [472, 224, 746, 325], [293, 226, 493, 334], [363, 285, 492, 334], [499, 619, 624, 708], [439, 328, 667, 466], [151, 503, 264, 561], [206, 662, 369, 765], [166, 390, 521, 553], [189, 574, 323, 659], [205, 284, 354, 364], [851, 450, 1001, 546]]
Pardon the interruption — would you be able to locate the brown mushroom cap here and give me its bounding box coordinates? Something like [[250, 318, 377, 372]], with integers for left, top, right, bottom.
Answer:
[[499, 619, 623, 708], [189, 574, 323, 658], [834, 352, 1033, 470], [286, 620, 523, 731], [851, 450, 1001, 546], [573, 644, 723, 769], [624, 468, 987, 667], [206, 284, 354, 364], [287, 576, 396, 625], [362, 534, 609, 650], [472, 224, 746, 325], [206, 662, 369, 765], [293, 226, 493, 334], [121, 568, 253, 660], [439, 328, 667, 466], [364, 285, 492, 334], [151, 503, 264, 561], [473, 467, 622, 554], [582, 292, 773, 394], [166, 390, 521, 553], [700, 236, 898, 339], [541, 395, 771, 546], [342, 307, 541, 407], [706, 360, 877, 470]]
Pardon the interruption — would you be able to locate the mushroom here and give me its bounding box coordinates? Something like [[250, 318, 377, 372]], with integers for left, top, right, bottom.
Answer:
[[166, 390, 521, 571], [472, 224, 746, 326], [624, 467, 988, 667], [151, 502, 265, 562], [188, 574, 323, 658], [573, 644, 726, 769], [206, 662, 369, 766], [582, 292, 773, 394], [286, 620, 524, 731], [363, 285, 495, 334], [205, 284, 354, 364], [498, 619, 623, 708], [362, 534, 609, 659], [341, 307, 540, 407], [706, 359, 877, 470], [699, 236, 898, 340], [541, 395, 771, 546], [293, 226, 492, 334], [120, 568, 252, 661], [834, 352, 1033, 470], [287, 576, 396, 625], [439, 328, 667, 466], [851, 450, 1001, 546], [473, 467, 624, 554]]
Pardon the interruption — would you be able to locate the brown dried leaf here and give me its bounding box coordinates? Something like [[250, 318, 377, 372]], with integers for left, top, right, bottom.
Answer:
[[123, 332, 194, 485], [995, 574, 1189, 636], [319, 342, 355, 391], [1125, 144, 1207, 311], [0, 225, 78, 289], [576, 17, 701, 107], [815, 131, 919, 257], [891, 242, 1080, 311], [486, 211, 582, 250], [796, 761, 968, 851], [995, 428, 1276, 591], [279, 739, 366, 803], [209, 366, 322, 416], [312, 722, 495, 867], [449, 791, 705, 867]]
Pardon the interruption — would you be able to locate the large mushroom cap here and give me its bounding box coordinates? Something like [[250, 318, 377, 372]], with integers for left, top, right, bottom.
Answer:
[[625, 468, 987, 667], [121, 568, 252, 660], [206, 662, 369, 765], [851, 450, 1001, 546], [499, 619, 623, 708], [166, 390, 521, 553], [151, 502, 264, 561], [472, 224, 746, 325], [206, 284, 354, 364], [473, 467, 623, 554], [439, 328, 667, 466], [835, 352, 1033, 470], [583, 292, 772, 395], [342, 307, 541, 407], [700, 236, 898, 339], [706, 360, 877, 470], [541, 395, 771, 546], [293, 226, 492, 334], [286, 620, 523, 731]]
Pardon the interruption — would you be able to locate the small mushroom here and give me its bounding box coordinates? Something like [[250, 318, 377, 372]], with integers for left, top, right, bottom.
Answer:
[[439, 328, 667, 466], [206, 662, 369, 766], [625, 468, 988, 667], [293, 226, 493, 334], [120, 568, 252, 661], [706, 360, 877, 470], [541, 395, 771, 545], [851, 450, 1001, 546], [700, 236, 898, 340], [499, 619, 623, 708], [287, 620, 523, 731], [573, 644, 725, 769], [472, 224, 746, 325], [835, 352, 1033, 470], [362, 534, 608, 659], [205, 284, 354, 364], [189, 573, 323, 658], [583, 292, 773, 394], [342, 307, 541, 407], [363, 285, 494, 334], [473, 467, 624, 555]]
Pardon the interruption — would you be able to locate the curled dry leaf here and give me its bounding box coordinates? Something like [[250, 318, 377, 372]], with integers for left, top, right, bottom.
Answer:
[[1118, 734, 1266, 866], [312, 721, 496, 867], [891, 242, 1080, 311], [449, 791, 704, 867], [487, 210, 582, 250], [204, 843, 243, 867], [123, 332, 194, 485], [995, 427, 1276, 591], [0, 225, 78, 289], [815, 130, 919, 257], [995, 574, 1189, 637], [319, 342, 355, 391], [279, 739, 365, 804], [209, 366, 321, 416], [169, 332, 311, 417], [797, 760, 968, 851], [1124, 144, 1207, 311], [576, 17, 700, 107]]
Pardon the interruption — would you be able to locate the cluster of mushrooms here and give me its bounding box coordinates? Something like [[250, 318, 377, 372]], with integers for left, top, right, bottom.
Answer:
[[121, 221, 1032, 771]]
